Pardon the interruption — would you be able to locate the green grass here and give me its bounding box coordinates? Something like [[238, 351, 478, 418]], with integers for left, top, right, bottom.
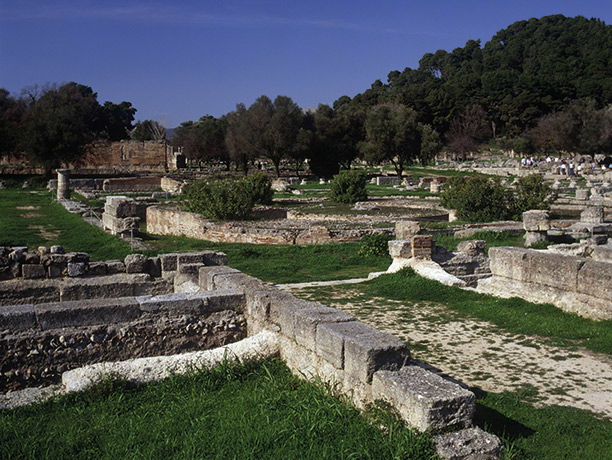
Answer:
[[433, 230, 525, 252], [143, 235, 390, 283], [475, 388, 612, 460], [0, 359, 437, 460], [362, 269, 612, 354], [0, 189, 131, 260]]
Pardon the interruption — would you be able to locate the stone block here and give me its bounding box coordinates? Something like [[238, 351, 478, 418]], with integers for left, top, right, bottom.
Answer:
[[395, 221, 420, 239], [124, 254, 148, 273], [388, 240, 411, 258], [203, 289, 246, 312], [575, 188, 589, 201], [10, 263, 22, 278], [246, 288, 294, 322], [22, 264, 46, 279], [411, 235, 433, 259], [59, 273, 151, 301], [23, 252, 40, 264], [36, 297, 141, 330], [434, 427, 503, 460], [525, 251, 585, 291], [576, 260, 612, 302], [0, 279, 60, 305], [488, 247, 529, 281], [198, 266, 240, 291], [159, 253, 178, 272], [146, 257, 161, 278], [371, 366, 475, 432], [137, 292, 205, 314], [456, 240, 486, 256], [279, 335, 319, 380], [106, 260, 126, 274], [47, 264, 63, 278], [522, 210, 550, 231], [524, 231, 547, 247], [270, 298, 319, 338], [67, 262, 88, 277], [292, 305, 355, 351], [581, 206, 604, 224], [202, 251, 228, 266], [319, 321, 409, 382], [211, 272, 266, 294], [87, 262, 108, 276], [0, 304, 37, 330], [50, 245, 65, 254]]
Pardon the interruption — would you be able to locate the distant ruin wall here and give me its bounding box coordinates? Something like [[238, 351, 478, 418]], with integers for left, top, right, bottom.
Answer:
[[146, 206, 376, 245], [477, 247, 612, 320]]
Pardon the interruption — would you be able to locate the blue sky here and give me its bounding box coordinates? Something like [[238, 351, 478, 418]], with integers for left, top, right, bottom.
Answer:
[[1, 1, 610, 127]]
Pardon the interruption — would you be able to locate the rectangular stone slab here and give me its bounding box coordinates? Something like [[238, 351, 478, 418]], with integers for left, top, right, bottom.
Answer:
[[0, 304, 37, 330], [372, 366, 475, 432], [35, 297, 141, 330], [317, 321, 409, 382], [292, 305, 355, 351]]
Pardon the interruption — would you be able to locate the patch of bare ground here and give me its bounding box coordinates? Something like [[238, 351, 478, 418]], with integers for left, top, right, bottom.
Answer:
[[291, 286, 612, 420], [27, 224, 60, 241]]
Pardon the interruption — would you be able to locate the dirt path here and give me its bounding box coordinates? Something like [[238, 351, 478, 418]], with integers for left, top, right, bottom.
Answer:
[[290, 285, 612, 420]]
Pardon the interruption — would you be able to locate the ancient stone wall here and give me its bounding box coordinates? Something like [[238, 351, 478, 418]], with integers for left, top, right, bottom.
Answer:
[[478, 247, 612, 320]]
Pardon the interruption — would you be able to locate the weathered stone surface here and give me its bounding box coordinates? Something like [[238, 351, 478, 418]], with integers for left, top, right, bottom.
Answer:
[[525, 251, 585, 291], [146, 257, 161, 278], [35, 297, 141, 330], [318, 321, 409, 382], [137, 292, 205, 314], [198, 266, 240, 291], [581, 206, 604, 224], [388, 240, 411, 258], [246, 288, 294, 322], [0, 279, 60, 305], [522, 210, 550, 231], [434, 427, 503, 460], [67, 262, 88, 277], [411, 235, 433, 259], [106, 260, 126, 274], [159, 253, 178, 272], [575, 188, 589, 201], [203, 289, 246, 312], [87, 262, 108, 276], [524, 231, 547, 246], [270, 298, 320, 338], [0, 304, 37, 330], [50, 246, 64, 254], [487, 247, 529, 281], [210, 272, 266, 294], [576, 260, 612, 302], [292, 305, 355, 351], [59, 274, 154, 301], [22, 264, 46, 279], [456, 240, 486, 256], [124, 254, 148, 273], [371, 366, 475, 432]]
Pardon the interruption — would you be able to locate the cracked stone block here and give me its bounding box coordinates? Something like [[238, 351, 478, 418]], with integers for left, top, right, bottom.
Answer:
[[22, 264, 46, 279], [203, 289, 246, 312], [137, 292, 205, 314], [524, 231, 547, 247], [67, 262, 88, 277], [388, 240, 411, 258], [159, 253, 178, 272], [395, 221, 421, 239], [434, 427, 503, 460], [124, 254, 148, 273], [106, 260, 126, 274], [318, 321, 409, 382], [246, 288, 294, 321], [87, 262, 108, 276], [198, 266, 240, 291], [372, 366, 475, 432], [271, 298, 321, 339]]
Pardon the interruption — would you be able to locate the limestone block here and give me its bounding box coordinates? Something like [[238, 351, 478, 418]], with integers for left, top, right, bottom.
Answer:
[[576, 260, 612, 302], [106, 260, 126, 274], [67, 262, 88, 277], [178, 251, 227, 267], [456, 240, 486, 256], [525, 251, 585, 291], [198, 266, 240, 291], [10, 263, 21, 278], [246, 288, 294, 322], [159, 253, 178, 272], [124, 254, 148, 273], [24, 252, 40, 264], [395, 221, 420, 239], [279, 334, 319, 379], [292, 305, 355, 351], [434, 427, 503, 460], [591, 246, 612, 262], [204, 289, 246, 312], [211, 272, 265, 294], [50, 245, 65, 254], [575, 189, 589, 201], [388, 240, 411, 259], [319, 321, 409, 383], [37, 246, 50, 256], [271, 298, 320, 339], [87, 262, 108, 276], [0, 304, 37, 330], [488, 247, 529, 281], [35, 297, 141, 330], [371, 366, 475, 432], [581, 206, 604, 224], [522, 210, 550, 231], [47, 265, 62, 278], [524, 231, 547, 247], [59, 274, 151, 301], [22, 264, 46, 279], [137, 292, 205, 314], [411, 235, 433, 259]]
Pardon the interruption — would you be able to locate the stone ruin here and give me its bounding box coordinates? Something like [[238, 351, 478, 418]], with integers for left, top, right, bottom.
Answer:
[[0, 246, 502, 459]]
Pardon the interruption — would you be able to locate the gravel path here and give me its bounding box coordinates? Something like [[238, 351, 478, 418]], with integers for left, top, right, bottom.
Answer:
[[290, 285, 612, 420]]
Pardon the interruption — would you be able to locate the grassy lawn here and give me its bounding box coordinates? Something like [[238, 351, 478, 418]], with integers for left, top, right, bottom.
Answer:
[[433, 230, 525, 252], [0, 359, 436, 460], [0, 189, 131, 261], [143, 235, 390, 283], [362, 269, 611, 355], [475, 388, 612, 460]]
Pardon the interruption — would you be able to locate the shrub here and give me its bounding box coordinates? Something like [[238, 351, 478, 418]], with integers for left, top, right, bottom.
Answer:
[[330, 170, 368, 203], [512, 174, 555, 218], [185, 178, 254, 220], [244, 172, 273, 205], [440, 176, 514, 222], [358, 233, 393, 257]]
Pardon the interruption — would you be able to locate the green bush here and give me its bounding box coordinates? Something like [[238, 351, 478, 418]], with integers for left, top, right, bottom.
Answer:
[[244, 172, 273, 205], [512, 174, 555, 217], [358, 233, 393, 257], [440, 176, 514, 222], [185, 178, 254, 220], [330, 170, 368, 203]]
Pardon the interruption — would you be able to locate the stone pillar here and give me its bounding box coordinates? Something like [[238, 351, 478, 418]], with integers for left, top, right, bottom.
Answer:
[[430, 179, 441, 193], [411, 235, 433, 259], [56, 169, 70, 200], [522, 210, 550, 247]]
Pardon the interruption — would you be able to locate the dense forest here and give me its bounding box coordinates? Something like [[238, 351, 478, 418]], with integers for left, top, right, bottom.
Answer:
[[1, 15, 610, 175]]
